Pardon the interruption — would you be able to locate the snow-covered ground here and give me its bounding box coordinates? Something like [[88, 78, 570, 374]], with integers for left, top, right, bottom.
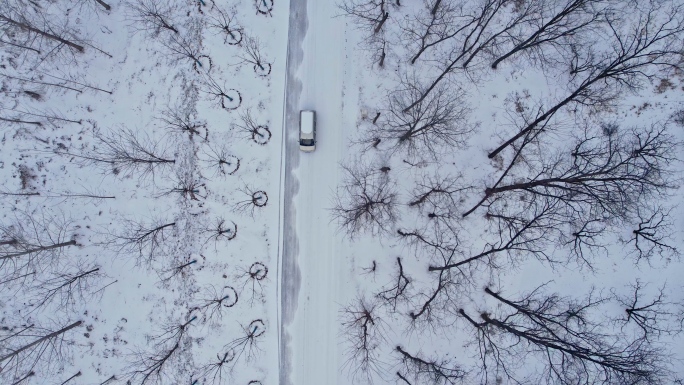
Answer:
[[3, 0, 684, 384]]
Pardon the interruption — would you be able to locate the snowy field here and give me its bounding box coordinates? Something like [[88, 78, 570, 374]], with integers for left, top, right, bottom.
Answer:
[[2, 0, 684, 385]]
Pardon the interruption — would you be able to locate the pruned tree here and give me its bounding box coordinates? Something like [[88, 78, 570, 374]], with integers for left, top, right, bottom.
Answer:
[[157, 106, 207, 140], [104, 216, 176, 267], [155, 171, 205, 201], [404, 172, 470, 247], [126, 316, 196, 385], [236, 262, 267, 304], [206, 5, 242, 45], [238, 36, 271, 76], [157, 258, 196, 285], [160, 33, 210, 71], [0, 320, 83, 384], [201, 217, 237, 250], [459, 286, 669, 384], [195, 350, 235, 385], [200, 73, 241, 110], [223, 320, 265, 365], [233, 108, 271, 145], [233, 185, 268, 217], [369, 76, 474, 158], [192, 285, 238, 323], [395, 346, 466, 385], [488, 3, 684, 159], [340, 296, 388, 383], [332, 161, 399, 238], [201, 144, 240, 177], [124, 0, 178, 37]]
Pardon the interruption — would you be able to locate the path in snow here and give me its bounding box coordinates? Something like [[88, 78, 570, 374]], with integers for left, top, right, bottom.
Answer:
[[279, 0, 305, 383], [280, 0, 349, 384]]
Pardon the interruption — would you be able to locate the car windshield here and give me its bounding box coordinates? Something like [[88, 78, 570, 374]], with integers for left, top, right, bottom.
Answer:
[[300, 139, 314, 146]]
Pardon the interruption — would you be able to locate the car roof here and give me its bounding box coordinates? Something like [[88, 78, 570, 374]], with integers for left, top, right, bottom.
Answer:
[[300, 110, 314, 134]]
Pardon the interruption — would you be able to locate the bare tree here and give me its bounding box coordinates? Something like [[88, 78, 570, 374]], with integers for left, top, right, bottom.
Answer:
[[206, 5, 242, 45], [459, 286, 669, 384], [233, 185, 268, 217], [0, 320, 83, 384], [195, 350, 235, 385], [28, 265, 103, 313], [201, 217, 237, 249], [490, 0, 606, 69], [0, 2, 85, 56], [105, 216, 176, 267], [201, 144, 240, 177], [402, 0, 539, 111], [238, 35, 271, 76], [488, 3, 684, 159], [340, 296, 388, 383], [155, 171, 205, 201], [160, 33, 210, 71], [125, 0, 179, 36], [395, 346, 466, 385], [398, 0, 464, 65], [55, 127, 175, 182], [157, 106, 207, 140], [233, 108, 271, 145], [332, 161, 399, 238], [369, 76, 474, 158], [340, 0, 392, 35], [622, 206, 679, 264], [223, 320, 265, 365], [200, 73, 241, 110], [0, 209, 77, 279], [465, 124, 678, 219], [157, 258, 196, 285], [126, 316, 196, 385], [192, 285, 238, 323], [377, 257, 411, 311], [236, 262, 267, 305]]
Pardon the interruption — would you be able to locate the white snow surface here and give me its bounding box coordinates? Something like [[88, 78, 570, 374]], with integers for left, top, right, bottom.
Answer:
[[2, 0, 684, 384]]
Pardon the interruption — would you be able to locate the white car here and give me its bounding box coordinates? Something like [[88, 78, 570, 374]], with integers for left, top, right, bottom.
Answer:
[[299, 110, 316, 152]]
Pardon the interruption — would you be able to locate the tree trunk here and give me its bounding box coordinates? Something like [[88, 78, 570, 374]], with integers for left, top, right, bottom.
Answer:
[[0, 239, 77, 260], [374, 12, 389, 34], [0, 116, 42, 126], [93, 0, 111, 11]]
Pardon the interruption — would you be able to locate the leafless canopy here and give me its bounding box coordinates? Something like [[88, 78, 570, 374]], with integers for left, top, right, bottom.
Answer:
[[370, 76, 474, 159], [124, 0, 179, 37], [460, 286, 668, 384], [332, 161, 399, 238]]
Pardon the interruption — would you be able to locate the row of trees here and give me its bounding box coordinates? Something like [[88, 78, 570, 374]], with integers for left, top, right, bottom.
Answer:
[[337, 0, 684, 383], [2, 1, 277, 384]]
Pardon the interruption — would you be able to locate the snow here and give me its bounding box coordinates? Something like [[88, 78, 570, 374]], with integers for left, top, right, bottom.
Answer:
[[2, 0, 684, 384], [299, 110, 314, 135]]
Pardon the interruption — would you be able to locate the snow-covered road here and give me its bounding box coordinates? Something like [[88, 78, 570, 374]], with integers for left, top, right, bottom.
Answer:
[[280, 0, 352, 384]]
